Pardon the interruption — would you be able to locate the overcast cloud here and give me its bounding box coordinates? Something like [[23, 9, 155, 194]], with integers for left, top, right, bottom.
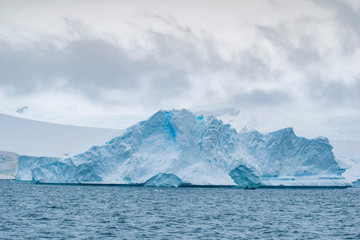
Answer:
[[0, 0, 359, 140]]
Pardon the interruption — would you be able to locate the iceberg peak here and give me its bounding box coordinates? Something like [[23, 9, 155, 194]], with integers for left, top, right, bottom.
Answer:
[[270, 127, 295, 137]]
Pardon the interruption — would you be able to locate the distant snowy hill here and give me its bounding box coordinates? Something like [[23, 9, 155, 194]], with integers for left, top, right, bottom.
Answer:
[[0, 151, 18, 179], [330, 140, 360, 186], [0, 113, 120, 157], [15, 109, 348, 187]]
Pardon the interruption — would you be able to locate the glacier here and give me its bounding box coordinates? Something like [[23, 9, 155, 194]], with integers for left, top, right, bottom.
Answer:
[[15, 109, 349, 187]]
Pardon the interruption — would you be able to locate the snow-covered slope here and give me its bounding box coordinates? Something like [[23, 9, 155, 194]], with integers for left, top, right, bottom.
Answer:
[[0, 151, 18, 179], [0, 113, 120, 157], [15, 109, 349, 187]]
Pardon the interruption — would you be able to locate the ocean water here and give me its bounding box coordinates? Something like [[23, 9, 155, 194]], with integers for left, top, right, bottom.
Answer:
[[1, 181, 359, 240]]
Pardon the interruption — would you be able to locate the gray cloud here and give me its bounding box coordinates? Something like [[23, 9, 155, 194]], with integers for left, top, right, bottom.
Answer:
[[0, 38, 139, 92], [1, 0, 359, 139], [142, 69, 191, 105], [64, 39, 144, 91], [136, 12, 276, 82], [313, 0, 360, 38], [1, 4, 358, 114], [235, 49, 282, 82], [0, 40, 58, 94], [256, 3, 360, 113], [307, 75, 360, 108], [0, 31, 195, 104], [0, 16, 283, 108], [229, 89, 291, 107], [258, 23, 321, 70], [312, 0, 360, 54]]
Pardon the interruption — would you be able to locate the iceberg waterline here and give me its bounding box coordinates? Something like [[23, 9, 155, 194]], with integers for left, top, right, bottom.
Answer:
[[15, 109, 350, 187]]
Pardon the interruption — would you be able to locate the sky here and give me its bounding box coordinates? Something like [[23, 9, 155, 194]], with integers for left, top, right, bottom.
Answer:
[[0, 0, 359, 140]]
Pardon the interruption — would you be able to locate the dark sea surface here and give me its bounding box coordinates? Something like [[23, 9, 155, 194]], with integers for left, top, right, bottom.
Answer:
[[1, 180, 359, 240]]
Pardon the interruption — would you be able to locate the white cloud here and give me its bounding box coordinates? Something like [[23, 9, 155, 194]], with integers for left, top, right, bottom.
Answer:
[[0, 0, 359, 140]]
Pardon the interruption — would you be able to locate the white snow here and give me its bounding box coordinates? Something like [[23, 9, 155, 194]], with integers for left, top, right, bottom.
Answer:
[[0, 113, 120, 157]]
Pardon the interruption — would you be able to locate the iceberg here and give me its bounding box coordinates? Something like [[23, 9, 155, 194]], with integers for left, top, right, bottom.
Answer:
[[144, 173, 183, 187], [15, 109, 349, 187], [15, 155, 60, 181], [229, 165, 261, 188], [238, 128, 348, 187], [352, 179, 360, 188]]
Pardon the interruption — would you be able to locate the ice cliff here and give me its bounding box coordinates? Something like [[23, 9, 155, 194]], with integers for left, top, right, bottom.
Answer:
[[238, 129, 347, 186], [352, 179, 360, 188], [15, 109, 349, 187]]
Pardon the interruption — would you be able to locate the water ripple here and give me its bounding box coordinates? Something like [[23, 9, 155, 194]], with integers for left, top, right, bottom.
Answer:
[[1, 181, 360, 239]]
